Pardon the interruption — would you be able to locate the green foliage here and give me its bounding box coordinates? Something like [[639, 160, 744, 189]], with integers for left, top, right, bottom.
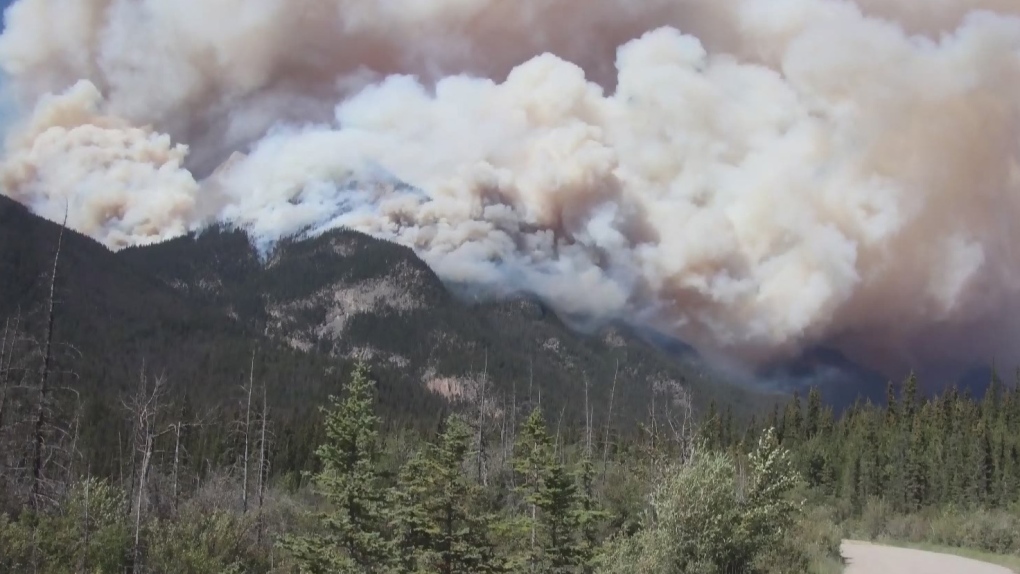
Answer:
[[391, 414, 502, 573], [598, 430, 803, 574], [145, 509, 266, 574], [0, 478, 130, 574], [511, 408, 588, 572], [280, 362, 395, 573]]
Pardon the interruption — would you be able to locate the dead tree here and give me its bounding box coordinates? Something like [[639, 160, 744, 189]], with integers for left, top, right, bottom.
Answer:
[[475, 351, 489, 486], [601, 359, 619, 483], [255, 375, 274, 545], [0, 317, 11, 425], [0, 312, 21, 480], [168, 399, 207, 513], [79, 465, 92, 574], [242, 350, 256, 513], [584, 373, 593, 458], [124, 366, 170, 574], [31, 219, 65, 509]]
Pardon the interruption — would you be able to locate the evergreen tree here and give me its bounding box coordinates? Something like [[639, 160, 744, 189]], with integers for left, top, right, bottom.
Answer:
[[984, 367, 1002, 423], [977, 420, 995, 506], [281, 363, 395, 574], [513, 409, 585, 573], [805, 387, 822, 439], [784, 392, 803, 443], [392, 415, 501, 574], [904, 416, 927, 511], [901, 373, 918, 424], [574, 455, 607, 574], [885, 381, 899, 427]]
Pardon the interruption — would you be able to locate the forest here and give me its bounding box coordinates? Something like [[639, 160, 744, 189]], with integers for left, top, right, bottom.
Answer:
[[1, 205, 1018, 573], [2, 295, 1019, 574]]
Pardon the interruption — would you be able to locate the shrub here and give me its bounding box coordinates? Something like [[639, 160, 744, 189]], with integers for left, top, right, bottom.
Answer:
[[0, 478, 131, 573], [145, 507, 266, 574], [597, 429, 804, 574]]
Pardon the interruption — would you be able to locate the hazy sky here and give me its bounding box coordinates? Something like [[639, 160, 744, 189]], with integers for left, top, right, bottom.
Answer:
[[1, 0, 1018, 381]]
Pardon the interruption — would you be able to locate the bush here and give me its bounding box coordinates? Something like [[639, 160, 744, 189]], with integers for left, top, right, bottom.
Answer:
[[845, 501, 1020, 557], [0, 478, 131, 573], [597, 430, 804, 574], [144, 507, 267, 574]]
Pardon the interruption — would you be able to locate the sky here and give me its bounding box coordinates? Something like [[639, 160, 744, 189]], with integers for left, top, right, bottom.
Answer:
[[0, 0, 1018, 383]]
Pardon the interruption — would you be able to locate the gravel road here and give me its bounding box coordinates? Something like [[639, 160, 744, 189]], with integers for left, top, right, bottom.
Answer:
[[841, 540, 1014, 574]]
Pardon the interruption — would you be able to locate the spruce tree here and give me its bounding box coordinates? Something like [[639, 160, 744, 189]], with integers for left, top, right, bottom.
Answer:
[[805, 387, 822, 439], [574, 455, 607, 574], [901, 373, 918, 424], [886, 381, 899, 428], [392, 415, 501, 574], [784, 392, 803, 443], [281, 362, 394, 574], [513, 409, 585, 573]]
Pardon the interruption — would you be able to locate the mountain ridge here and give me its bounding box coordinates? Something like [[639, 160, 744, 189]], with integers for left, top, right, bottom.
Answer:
[[1, 194, 776, 478]]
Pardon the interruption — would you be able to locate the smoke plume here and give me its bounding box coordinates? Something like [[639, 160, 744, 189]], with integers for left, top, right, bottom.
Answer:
[[2, 0, 1019, 379]]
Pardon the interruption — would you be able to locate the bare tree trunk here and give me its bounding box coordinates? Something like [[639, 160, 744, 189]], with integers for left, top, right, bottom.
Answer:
[[584, 375, 592, 457], [509, 378, 518, 490], [32, 217, 65, 509], [133, 431, 153, 574], [80, 466, 91, 574], [118, 430, 126, 492], [256, 376, 270, 545], [0, 313, 16, 427], [0, 313, 18, 479], [125, 367, 167, 574], [527, 355, 533, 406], [65, 396, 82, 486], [242, 349, 255, 514], [0, 318, 9, 423], [554, 405, 566, 460], [172, 421, 182, 512], [601, 360, 619, 483], [475, 350, 488, 486]]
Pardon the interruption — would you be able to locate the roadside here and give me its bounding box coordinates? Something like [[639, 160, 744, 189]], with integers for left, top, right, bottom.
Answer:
[[841, 540, 1017, 574], [869, 539, 1020, 573]]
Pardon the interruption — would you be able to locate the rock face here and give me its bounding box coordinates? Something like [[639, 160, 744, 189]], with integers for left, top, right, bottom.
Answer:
[[120, 223, 769, 424], [2, 193, 767, 441]]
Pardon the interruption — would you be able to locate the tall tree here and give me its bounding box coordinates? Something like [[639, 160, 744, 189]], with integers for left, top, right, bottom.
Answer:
[[281, 362, 394, 573], [392, 414, 501, 574]]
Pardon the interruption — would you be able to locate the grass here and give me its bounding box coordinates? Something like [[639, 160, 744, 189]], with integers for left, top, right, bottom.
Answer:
[[809, 555, 844, 574], [871, 539, 1020, 573]]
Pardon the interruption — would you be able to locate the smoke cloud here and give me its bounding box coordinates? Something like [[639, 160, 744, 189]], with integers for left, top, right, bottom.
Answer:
[[1, 0, 1019, 379]]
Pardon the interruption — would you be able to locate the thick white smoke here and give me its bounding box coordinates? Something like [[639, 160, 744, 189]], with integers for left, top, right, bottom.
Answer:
[[1, 0, 1019, 378]]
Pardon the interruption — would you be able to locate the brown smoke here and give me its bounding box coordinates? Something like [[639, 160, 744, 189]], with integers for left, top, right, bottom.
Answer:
[[1, 0, 1019, 380]]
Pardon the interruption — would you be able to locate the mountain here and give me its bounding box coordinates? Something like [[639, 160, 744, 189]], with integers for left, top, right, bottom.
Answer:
[[0, 194, 773, 475], [118, 224, 771, 423]]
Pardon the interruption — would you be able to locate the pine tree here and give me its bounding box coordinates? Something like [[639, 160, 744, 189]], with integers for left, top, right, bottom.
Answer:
[[281, 362, 394, 573], [848, 452, 863, 514], [984, 366, 1002, 423], [784, 392, 803, 443], [977, 420, 995, 507], [885, 381, 899, 428], [901, 373, 918, 424], [573, 455, 607, 574], [512, 409, 584, 573], [805, 387, 822, 439], [904, 416, 927, 511], [392, 415, 501, 574]]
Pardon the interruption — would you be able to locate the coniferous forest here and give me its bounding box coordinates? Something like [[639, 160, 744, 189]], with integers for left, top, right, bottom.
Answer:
[[3, 312, 1020, 574], [2, 201, 1020, 573]]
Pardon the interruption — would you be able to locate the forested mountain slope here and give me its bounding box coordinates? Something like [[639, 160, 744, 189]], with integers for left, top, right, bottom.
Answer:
[[1, 194, 769, 474], [119, 223, 770, 425]]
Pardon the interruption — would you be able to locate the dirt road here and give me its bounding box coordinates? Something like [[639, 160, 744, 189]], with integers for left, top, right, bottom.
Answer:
[[841, 540, 1014, 574]]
